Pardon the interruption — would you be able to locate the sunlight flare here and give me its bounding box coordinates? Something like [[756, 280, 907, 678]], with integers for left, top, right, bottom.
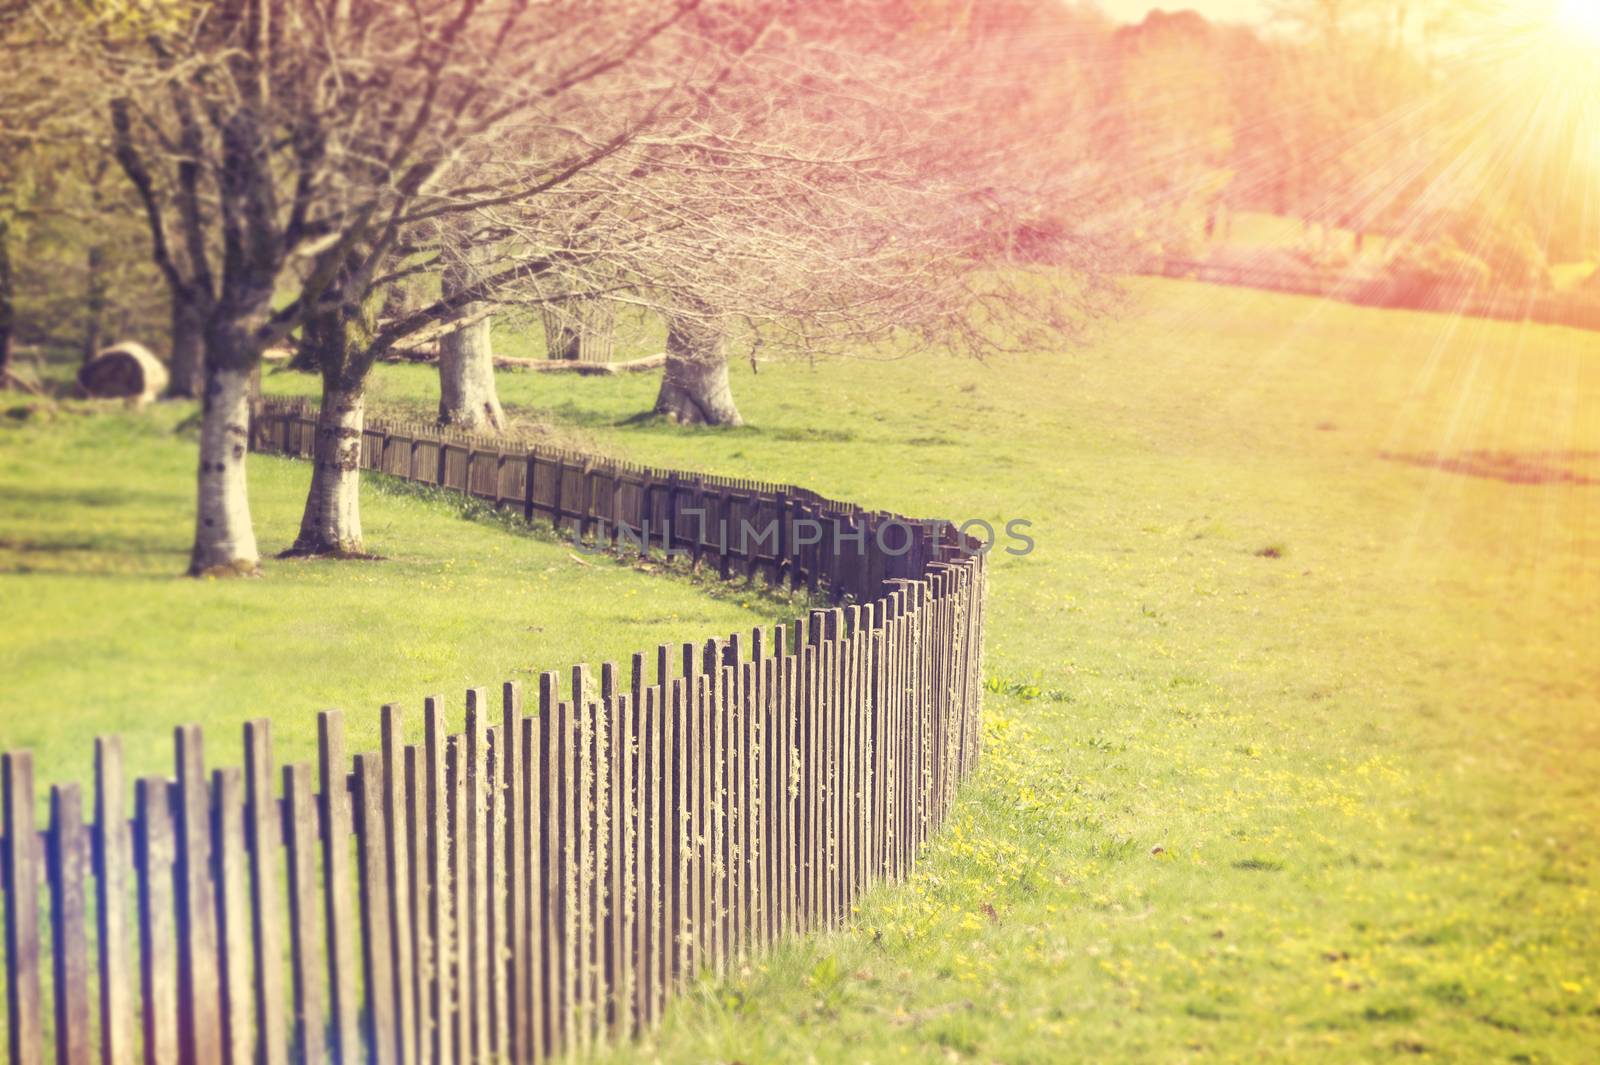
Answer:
[[1557, 0, 1600, 45]]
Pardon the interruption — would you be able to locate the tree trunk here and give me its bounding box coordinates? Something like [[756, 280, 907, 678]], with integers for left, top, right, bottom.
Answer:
[[438, 258, 504, 431], [168, 293, 205, 398], [0, 219, 13, 389], [438, 317, 503, 431], [654, 316, 743, 426], [189, 358, 260, 576], [285, 380, 366, 557], [542, 301, 582, 360], [82, 243, 106, 364], [541, 298, 617, 362]]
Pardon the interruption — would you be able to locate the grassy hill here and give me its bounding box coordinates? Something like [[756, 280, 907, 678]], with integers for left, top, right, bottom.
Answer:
[[4, 274, 1596, 1060]]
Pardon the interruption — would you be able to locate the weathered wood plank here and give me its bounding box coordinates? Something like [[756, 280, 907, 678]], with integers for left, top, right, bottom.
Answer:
[[754, 650, 772, 949], [242, 721, 287, 1065], [572, 694, 594, 1053], [871, 625, 888, 886], [843, 606, 861, 918], [280, 764, 324, 1065], [355, 753, 398, 1065], [598, 664, 619, 1042], [724, 650, 745, 962], [669, 677, 691, 986], [136, 775, 178, 1065], [539, 670, 563, 1058], [611, 691, 635, 1040], [763, 652, 781, 950], [380, 707, 416, 1065], [557, 689, 578, 1053], [802, 644, 821, 934], [317, 711, 360, 1064], [642, 652, 666, 1026], [49, 782, 91, 1065], [780, 650, 798, 940], [519, 713, 545, 1062], [502, 682, 528, 1065], [446, 735, 469, 1065], [696, 668, 717, 978], [404, 744, 431, 1065], [210, 768, 250, 1065], [463, 690, 491, 1061], [423, 697, 453, 1065], [484, 725, 508, 1058], [95, 737, 135, 1065], [173, 726, 223, 1065], [711, 661, 729, 975]]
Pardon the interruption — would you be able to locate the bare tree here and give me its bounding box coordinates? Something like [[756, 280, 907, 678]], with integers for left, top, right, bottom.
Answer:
[[271, 2, 794, 555], [524, 1, 1131, 425], [46, 0, 734, 573]]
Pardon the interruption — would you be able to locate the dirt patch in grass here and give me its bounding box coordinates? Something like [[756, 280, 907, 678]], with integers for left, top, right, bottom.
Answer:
[[1380, 449, 1600, 485]]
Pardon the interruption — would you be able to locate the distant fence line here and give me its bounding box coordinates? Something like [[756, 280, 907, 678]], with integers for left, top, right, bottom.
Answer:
[[1153, 258, 1600, 333], [0, 399, 988, 1064], [257, 398, 956, 600]]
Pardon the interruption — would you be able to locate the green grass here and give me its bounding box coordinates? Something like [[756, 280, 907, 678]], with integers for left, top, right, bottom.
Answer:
[[272, 278, 1600, 1063], [0, 405, 794, 791], [5, 274, 1599, 1061], [569, 281, 1596, 1064]]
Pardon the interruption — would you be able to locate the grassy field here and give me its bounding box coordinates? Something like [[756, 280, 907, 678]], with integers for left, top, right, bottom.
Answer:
[[4, 275, 1598, 1061]]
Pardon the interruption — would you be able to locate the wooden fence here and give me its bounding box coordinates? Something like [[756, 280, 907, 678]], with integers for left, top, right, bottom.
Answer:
[[253, 398, 956, 603], [0, 401, 988, 1064]]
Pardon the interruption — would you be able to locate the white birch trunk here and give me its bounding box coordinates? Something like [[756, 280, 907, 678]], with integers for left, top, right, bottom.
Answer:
[[189, 365, 260, 576]]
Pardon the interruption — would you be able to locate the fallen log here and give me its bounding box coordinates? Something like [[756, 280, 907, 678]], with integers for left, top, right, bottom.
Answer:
[[381, 349, 666, 376], [511, 353, 666, 375]]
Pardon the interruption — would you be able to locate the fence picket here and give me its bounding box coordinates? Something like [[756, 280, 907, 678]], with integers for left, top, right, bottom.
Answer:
[[94, 737, 135, 1065], [423, 698, 453, 1065], [668, 677, 689, 988], [503, 682, 528, 1065], [573, 695, 594, 1052], [211, 767, 251, 1065], [463, 691, 490, 1063], [446, 735, 469, 1065], [484, 725, 508, 1058], [48, 783, 91, 1065], [610, 690, 634, 1040], [174, 725, 223, 1065], [355, 753, 398, 1065], [380, 707, 417, 1065], [405, 744, 431, 1065], [242, 722, 287, 1065], [318, 711, 361, 1064], [538, 671, 562, 1058], [136, 776, 177, 1065], [280, 764, 324, 1065]]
